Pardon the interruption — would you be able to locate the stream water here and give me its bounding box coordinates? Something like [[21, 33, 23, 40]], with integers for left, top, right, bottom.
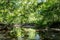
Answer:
[[17, 34, 41, 40]]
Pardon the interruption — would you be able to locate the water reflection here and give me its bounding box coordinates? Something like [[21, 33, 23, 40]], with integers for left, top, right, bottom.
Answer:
[[35, 34, 40, 40], [17, 34, 41, 40]]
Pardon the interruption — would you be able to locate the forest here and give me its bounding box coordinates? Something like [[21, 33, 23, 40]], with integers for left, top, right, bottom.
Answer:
[[0, 0, 60, 40]]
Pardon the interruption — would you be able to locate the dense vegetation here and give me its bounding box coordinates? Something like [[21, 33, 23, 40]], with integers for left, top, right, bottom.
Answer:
[[0, 0, 60, 40]]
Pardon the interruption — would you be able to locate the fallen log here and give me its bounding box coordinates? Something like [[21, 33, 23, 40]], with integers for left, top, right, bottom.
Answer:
[[50, 28, 60, 31]]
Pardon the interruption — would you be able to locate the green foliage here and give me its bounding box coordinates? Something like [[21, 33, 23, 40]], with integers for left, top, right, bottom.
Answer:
[[36, 0, 60, 28], [0, 0, 60, 28], [9, 27, 36, 39], [9, 27, 22, 38], [0, 0, 37, 24]]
